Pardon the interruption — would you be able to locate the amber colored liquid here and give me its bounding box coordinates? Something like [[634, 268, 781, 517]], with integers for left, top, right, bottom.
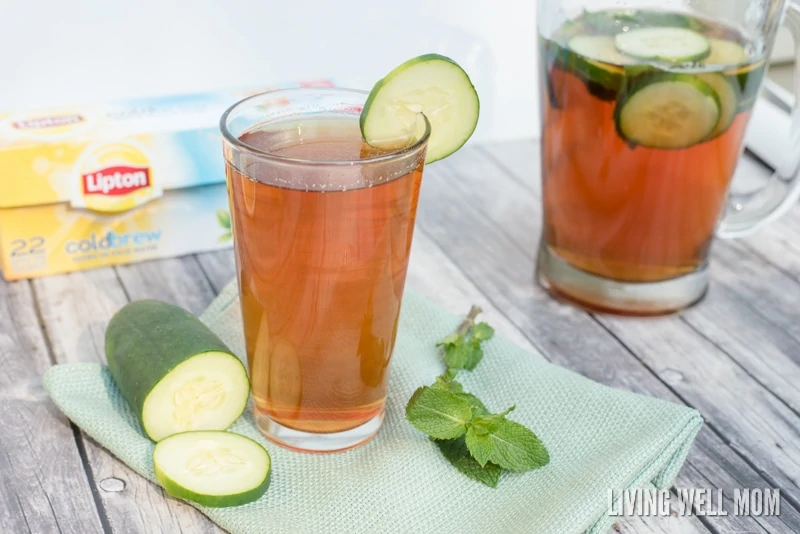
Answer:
[[540, 13, 765, 283], [227, 117, 424, 434]]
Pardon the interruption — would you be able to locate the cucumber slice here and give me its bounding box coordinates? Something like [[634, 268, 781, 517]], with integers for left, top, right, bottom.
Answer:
[[541, 38, 565, 110], [705, 38, 748, 66], [582, 10, 705, 35], [360, 54, 479, 164], [560, 35, 634, 96], [615, 27, 711, 63], [154, 431, 271, 507], [616, 74, 721, 149], [631, 11, 707, 32], [569, 35, 636, 66], [698, 73, 738, 138], [731, 60, 767, 112], [580, 11, 638, 36], [105, 300, 250, 442]]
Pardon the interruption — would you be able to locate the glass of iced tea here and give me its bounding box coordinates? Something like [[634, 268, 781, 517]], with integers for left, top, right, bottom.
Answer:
[[537, 0, 800, 315], [221, 88, 429, 452]]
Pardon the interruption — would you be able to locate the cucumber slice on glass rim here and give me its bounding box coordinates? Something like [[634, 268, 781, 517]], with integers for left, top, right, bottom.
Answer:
[[616, 74, 721, 149], [154, 431, 271, 508], [360, 54, 480, 163], [615, 27, 711, 63]]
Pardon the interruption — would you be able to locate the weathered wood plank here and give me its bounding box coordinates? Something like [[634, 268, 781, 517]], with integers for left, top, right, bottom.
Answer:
[[116, 256, 217, 316], [0, 278, 104, 534], [32, 268, 222, 534], [679, 248, 800, 414], [195, 250, 236, 294], [413, 147, 800, 533]]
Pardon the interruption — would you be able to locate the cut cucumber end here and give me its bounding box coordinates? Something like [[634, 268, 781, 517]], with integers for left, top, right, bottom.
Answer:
[[360, 54, 480, 164], [142, 351, 250, 442], [154, 431, 271, 508], [616, 74, 720, 150], [105, 300, 252, 443], [615, 27, 710, 63]]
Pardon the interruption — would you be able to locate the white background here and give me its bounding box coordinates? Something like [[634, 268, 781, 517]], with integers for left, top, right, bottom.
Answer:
[[0, 0, 539, 143], [2, 1, 795, 145]]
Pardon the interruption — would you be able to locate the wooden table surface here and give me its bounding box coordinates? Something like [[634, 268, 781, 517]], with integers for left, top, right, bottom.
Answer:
[[2, 140, 799, 534]]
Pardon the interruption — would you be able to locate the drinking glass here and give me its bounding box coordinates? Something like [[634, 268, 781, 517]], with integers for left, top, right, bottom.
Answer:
[[537, 0, 800, 315], [221, 88, 430, 452]]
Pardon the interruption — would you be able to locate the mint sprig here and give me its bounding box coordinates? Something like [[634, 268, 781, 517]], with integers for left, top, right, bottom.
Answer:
[[405, 306, 550, 487]]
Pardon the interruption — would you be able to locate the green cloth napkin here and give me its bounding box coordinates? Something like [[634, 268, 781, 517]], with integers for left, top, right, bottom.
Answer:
[[43, 280, 702, 534]]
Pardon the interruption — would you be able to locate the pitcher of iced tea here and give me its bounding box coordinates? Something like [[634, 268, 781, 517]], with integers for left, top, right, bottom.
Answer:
[[537, 0, 800, 315]]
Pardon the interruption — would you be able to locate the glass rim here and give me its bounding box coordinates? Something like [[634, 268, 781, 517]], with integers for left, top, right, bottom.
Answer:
[[219, 87, 432, 166]]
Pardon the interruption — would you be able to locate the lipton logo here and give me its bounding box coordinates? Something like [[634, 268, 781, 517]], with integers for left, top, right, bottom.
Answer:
[[13, 114, 84, 130], [82, 165, 151, 196], [72, 141, 161, 213]]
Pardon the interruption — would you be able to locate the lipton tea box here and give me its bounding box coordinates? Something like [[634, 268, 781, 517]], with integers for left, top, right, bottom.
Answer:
[[0, 80, 335, 280]]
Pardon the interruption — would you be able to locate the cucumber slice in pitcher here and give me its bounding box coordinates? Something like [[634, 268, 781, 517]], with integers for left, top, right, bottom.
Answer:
[[582, 10, 705, 35], [360, 54, 480, 163], [704, 38, 749, 66], [561, 35, 635, 96], [698, 73, 738, 139], [631, 11, 707, 32], [731, 60, 767, 112], [615, 27, 711, 63], [154, 431, 271, 508], [569, 35, 636, 67], [616, 74, 721, 149]]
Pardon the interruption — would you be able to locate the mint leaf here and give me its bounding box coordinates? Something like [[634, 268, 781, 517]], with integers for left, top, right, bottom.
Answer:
[[442, 337, 471, 369], [406, 387, 473, 440], [487, 418, 550, 472], [461, 339, 484, 371], [437, 333, 460, 347], [432, 376, 464, 394], [455, 392, 489, 415], [469, 414, 501, 436], [465, 426, 494, 466], [435, 438, 502, 488], [407, 306, 550, 488], [472, 322, 495, 341], [442, 368, 459, 381], [216, 209, 231, 229]]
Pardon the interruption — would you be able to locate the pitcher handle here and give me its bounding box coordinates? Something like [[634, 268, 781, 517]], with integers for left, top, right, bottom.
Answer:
[[718, 2, 800, 239]]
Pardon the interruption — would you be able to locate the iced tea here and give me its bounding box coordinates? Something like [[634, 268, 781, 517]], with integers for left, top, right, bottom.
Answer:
[[540, 10, 766, 284], [226, 115, 425, 445]]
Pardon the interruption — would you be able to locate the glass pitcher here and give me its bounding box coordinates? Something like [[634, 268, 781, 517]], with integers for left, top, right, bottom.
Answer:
[[536, 0, 800, 315]]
